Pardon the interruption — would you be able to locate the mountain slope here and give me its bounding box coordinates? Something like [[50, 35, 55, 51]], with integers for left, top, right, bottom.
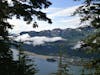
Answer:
[[18, 26, 96, 58]]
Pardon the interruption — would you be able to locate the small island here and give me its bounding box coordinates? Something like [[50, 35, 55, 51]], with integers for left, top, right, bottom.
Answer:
[[46, 58, 56, 62]]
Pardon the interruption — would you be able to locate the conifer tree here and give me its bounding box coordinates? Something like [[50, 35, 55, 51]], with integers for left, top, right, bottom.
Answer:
[[52, 46, 71, 75], [17, 42, 38, 75], [74, 0, 100, 75], [0, 0, 51, 75]]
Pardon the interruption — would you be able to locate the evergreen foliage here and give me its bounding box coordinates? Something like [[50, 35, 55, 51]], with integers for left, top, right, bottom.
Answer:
[[0, 0, 51, 75], [52, 46, 71, 75], [17, 42, 38, 75], [74, 0, 100, 75]]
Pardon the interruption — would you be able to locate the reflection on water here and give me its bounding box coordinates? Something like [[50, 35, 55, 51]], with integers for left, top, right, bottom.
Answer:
[[30, 56, 84, 75], [33, 56, 58, 75], [12, 49, 93, 75]]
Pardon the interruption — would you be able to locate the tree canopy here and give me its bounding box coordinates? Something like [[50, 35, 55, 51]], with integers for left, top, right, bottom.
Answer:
[[0, 0, 52, 75], [74, 0, 100, 53], [74, 0, 100, 74]]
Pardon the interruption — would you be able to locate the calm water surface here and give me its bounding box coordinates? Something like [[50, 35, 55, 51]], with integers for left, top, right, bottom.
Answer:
[[30, 56, 84, 75], [12, 49, 93, 75]]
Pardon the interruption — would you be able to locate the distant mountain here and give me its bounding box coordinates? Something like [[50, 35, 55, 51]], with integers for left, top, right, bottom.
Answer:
[[20, 26, 93, 38], [19, 26, 97, 58]]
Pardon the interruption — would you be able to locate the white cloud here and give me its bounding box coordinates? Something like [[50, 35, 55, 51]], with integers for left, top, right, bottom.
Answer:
[[15, 34, 30, 42], [31, 36, 66, 46], [8, 17, 35, 34], [72, 41, 83, 49], [7, 0, 11, 3], [61, 17, 80, 23], [8, 5, 84, 34], [15, 34, 66, 46], [59, 17, 81, 28], [42, 7, 62, 14], [48, 5, 80, 18]]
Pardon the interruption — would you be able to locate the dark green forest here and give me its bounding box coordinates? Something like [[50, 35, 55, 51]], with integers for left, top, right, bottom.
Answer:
[[0, 0, 51, 75]]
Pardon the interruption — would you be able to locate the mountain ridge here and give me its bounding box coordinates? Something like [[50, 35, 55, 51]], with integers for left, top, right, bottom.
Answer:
[[18, 26, 97, 58]]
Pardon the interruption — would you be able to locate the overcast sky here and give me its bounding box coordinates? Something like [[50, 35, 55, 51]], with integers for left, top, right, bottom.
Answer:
[[8, 0, 83, 34]]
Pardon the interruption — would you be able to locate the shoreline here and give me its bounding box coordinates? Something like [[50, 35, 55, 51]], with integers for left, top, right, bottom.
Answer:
[[12, 49, 86, 66], [24, 51, 54, 59], [24, 51, 87, 66]]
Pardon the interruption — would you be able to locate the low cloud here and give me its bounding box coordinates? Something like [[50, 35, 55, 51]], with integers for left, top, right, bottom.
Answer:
[[15, 34, 66, 46], [72, 41, 83, 49]]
